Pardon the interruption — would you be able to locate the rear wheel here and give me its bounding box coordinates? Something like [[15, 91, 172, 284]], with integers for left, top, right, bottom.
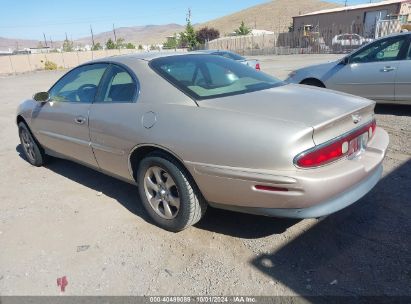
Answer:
[[301, 79, 325, 88], [137, 152, 207, 232], [18, 122, 46, 167]]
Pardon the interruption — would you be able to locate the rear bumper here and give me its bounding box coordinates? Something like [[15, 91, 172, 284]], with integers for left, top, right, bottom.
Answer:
[[186, 127, 389, 218], [209, 164, 382, 218]]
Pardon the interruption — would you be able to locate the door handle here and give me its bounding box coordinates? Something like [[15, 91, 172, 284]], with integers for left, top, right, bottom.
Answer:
[[74, 116, 86, 125], [381, 66, 396, 72]]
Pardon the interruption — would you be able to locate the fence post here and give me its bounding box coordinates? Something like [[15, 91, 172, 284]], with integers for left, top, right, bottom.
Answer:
[[27, 54, 32, 72], [61, 52, 66, 69], [8, 56, 15, 74]]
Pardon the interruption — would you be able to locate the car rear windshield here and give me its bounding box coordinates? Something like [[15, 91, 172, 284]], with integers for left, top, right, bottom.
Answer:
[[149, 55, 282, 100]]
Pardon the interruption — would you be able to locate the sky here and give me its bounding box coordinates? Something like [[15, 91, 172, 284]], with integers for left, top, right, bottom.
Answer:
[[0, 0, 373, 40]]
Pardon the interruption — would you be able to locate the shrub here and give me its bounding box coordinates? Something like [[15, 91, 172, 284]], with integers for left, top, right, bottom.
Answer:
[[44, 60, 57, 70]]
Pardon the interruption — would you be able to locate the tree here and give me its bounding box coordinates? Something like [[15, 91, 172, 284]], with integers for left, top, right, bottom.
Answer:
[[185, 20, 198, 50], [125, 42, 136, 49], [92, 42, 102, 51], [138, 44, 144, 50], [116, 37, 125, 48], [196, 27, 220, 44], [178, 32, 188, 48], [106, 38, 116, 49], [62, 39, 74, 52], [163, 34, 179, 49], [235, 21, 251, 36]]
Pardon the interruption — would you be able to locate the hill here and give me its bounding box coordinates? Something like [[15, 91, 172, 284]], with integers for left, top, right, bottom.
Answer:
[[198, 0, 341, 35], [74, 24, 185, 46], [0, 0, 341, 49], [0, 37, 40, 50]]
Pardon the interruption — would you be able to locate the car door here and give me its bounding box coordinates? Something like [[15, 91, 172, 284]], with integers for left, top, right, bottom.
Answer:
[[31, 63, 108, 167], [88, 64, 140, 180], [395, 36, 411, 104], [325, 35, 409, 102]]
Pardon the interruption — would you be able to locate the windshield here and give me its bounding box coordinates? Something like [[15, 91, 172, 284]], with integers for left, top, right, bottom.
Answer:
[[150, 55, 282, 100]]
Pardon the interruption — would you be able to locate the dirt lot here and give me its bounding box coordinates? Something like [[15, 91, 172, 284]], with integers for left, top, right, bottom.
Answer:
[[0, 54, 410, 297]]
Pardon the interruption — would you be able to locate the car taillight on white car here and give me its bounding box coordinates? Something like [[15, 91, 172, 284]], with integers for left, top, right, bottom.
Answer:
[[294, 120, 377, 168], [255, 63, 261, 71]]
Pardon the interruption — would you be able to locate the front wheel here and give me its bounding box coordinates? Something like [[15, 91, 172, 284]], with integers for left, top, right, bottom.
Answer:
[[18, 122, 46, 167], [137, 152, 207, 232]]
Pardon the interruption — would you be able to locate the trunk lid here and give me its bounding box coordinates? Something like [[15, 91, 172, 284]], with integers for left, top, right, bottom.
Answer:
[[199, 83, 375, 145]]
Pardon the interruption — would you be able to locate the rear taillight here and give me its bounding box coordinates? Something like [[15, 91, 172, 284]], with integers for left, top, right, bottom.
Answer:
[[255, 63, 260, 70], [295, 119, 376, 168]]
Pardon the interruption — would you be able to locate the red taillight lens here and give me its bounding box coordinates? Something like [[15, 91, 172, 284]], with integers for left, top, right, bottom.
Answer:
[[255, 63, 260, 70], [295, 119, 376, 168]]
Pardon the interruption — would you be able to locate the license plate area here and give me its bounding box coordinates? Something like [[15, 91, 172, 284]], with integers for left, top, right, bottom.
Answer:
[[347, 132, 369, 159]]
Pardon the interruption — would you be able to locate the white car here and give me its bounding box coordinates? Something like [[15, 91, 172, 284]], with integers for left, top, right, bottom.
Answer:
[[286, 32, 411, 105], [332, 34, 373, 53]]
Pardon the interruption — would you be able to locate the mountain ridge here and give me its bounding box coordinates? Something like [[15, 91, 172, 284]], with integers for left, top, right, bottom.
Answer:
[[0, 0, 341, 49]]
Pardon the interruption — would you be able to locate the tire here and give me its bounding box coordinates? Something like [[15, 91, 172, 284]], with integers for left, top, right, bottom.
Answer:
[[137, 152, 207, 232], [18, 122, 46, 167], [301, 79, 325, 88]]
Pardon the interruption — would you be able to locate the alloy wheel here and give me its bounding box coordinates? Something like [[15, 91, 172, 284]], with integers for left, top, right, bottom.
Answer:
[[143, 166, 180, 219], [20, 128, 36, 163]]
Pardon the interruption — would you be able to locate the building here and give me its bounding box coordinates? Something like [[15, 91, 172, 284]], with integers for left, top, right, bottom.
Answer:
[[29, 46, 51, 54], [292, 0, 411, 39]]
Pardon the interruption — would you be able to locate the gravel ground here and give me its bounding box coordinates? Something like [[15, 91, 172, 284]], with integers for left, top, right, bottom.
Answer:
[[0, 55, 410, 297]]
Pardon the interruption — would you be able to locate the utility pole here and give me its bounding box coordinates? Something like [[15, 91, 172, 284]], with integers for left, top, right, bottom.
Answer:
[[112, 24, 117, 43], [49, 36, 53, 49], [90, 25, 95, 48], [43, 32, 48, 47], [65, 32, 68, 41], [344, 0, 348, 7]]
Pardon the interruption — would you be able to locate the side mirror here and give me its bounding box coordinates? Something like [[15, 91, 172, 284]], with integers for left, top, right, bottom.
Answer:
[[33, 92, 50, 102], [340, 57, 350, 65]]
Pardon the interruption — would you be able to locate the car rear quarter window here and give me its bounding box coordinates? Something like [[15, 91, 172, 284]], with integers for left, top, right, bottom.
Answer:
[[150, 55, 282, 100]]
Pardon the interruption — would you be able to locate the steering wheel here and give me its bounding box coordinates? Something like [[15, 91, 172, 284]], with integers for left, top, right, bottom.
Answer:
[[76, 84, 98, 102]]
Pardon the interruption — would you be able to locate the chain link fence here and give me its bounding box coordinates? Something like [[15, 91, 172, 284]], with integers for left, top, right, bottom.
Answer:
[[205, 22, 404, 56]]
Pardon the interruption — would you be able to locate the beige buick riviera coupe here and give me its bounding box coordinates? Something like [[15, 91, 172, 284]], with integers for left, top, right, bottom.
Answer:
[[16, 53, 389, 231]]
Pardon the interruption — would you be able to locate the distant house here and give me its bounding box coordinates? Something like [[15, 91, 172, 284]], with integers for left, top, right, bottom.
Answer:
[[0, 49, 13, 56], [250, 29, 274, 36], [292, 0, 411, 38], [227, 29, 274, 37], [29, 46, 51, 54]]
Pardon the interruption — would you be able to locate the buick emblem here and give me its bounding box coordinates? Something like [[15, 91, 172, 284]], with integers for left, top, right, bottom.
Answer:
[[352, 114, 362, 124]]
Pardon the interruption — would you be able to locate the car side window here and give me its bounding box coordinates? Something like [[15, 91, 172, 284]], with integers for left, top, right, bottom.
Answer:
[[96, 65, 138, 103], [49, 64, 107, 103], [350, 36, 407, 64]]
